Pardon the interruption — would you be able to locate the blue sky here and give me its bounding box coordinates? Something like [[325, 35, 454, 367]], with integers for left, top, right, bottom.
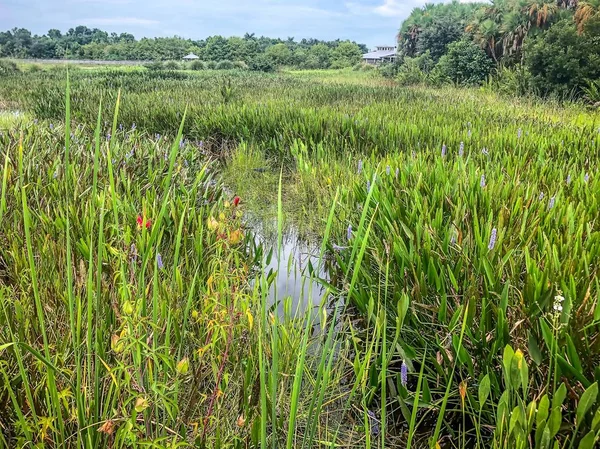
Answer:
[[0, 0, 441, 48]]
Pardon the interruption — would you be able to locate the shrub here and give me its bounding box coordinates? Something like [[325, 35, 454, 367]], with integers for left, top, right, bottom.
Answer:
[[489, 65, 533, 97], [525, 19, 600, 98], [435, 39, 493, 85], [145, 61, 164, 71], [396, 58, 426, 85], [0, 60, 20, 76], [249, 54, 275, 73], [190, 60, 206, 71], [27, 64, 42, 73], [233, 61, 249, 70], [164, 61, 180, 70], [216, 60, 235, 70], [378, 62, 399, 78], [206, 60, 217, 70]]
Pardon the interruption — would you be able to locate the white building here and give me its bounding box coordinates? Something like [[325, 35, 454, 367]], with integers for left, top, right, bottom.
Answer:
[[362, 46, 397, 65]]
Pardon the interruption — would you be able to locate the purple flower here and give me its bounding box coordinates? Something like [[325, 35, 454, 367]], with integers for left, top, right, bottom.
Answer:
[[395, 167, 399, 179], [567, 175, 571, 185], [450, 234, 456, 245], [366, 180, 371, 192], [49, 123, 54, 130], [480, 174, 486, 188], [488, 228, 497, 250], [179, 139, 185, 149], [155, 133, 161, 141], [357, 159, 363, 174], [584, 173, 589, 183], [539, 192, 544, 201], [106, 133, 111, 142], [130, 243, 138, 263], [401, 360, 408, 386], [481, 148, 489, 156], [467, 129, 472, 138], [459, 142, 464, 157], [441, 144, 447, 157], [131, 123, 136, 131], [386, 165, 390, 176], [517, 128, 522, 138], [549, 196, 555, 209], [119, 124, 123, 131], [157, 253, 164, 270], [347, 224, 352, 242]]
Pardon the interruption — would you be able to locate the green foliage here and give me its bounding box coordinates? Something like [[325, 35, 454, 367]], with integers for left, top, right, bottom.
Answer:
[[215, 59, 235, 70], [163, 60, 180, 70], [144, 60, 164, 71], [249, 54, 275, 72], [330, 41, 362, 68], [190, 59, 206, 71], [265, 43, 291, 66], [525, 19, 600, 97], [206, 60, 217, 70], [435, 39, 493, 85], [0, 59, 19, 75]]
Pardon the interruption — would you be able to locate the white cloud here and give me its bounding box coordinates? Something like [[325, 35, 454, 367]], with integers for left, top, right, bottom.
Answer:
[[78, 17, 159, 26], [374, 0, 407, 17]]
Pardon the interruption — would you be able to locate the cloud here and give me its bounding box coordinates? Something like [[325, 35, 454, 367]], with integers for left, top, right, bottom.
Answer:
[[78, 17, 159, 26], [374, 0, 424, 17]]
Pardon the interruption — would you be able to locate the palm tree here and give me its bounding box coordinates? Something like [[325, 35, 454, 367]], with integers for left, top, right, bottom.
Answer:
[[526, 0, 558, 27], [574, 0, 600, 33]]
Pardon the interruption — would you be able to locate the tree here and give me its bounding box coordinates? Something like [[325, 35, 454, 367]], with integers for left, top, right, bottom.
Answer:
[[265, 43, 291, 66], [525, 18, 600, 95], [330, 41, 362, 68], [435, 38, 494, 84], [308, 43, 331, 69]]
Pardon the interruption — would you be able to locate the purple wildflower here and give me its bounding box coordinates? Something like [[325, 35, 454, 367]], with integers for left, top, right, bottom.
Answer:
[[131, 123, 136, 130], [539, 192, 544, 201], [130, 243, 138, 263], [347, 224, 353, 242], [179, 139, 185, 149], [459, 142, 464, 157], [488, 228, 497, 250], [386, 165, 390, 176], [450, 234, 456, 245], [584, 173, 589, 183], [467, 129, 472, 138], [480, 174, 486, 188], [119, 123, 123, 131], [517, 128, 522, 138], [567, 175, 571, 185], [401, 360, 408, 386], [395, 167, 399, 179], [155, 133, 161, 141], [549, 196, 555, 209], [481, 148, 489, 156], [366, 180, 371, 192], [49, 123, 54, 130], [106, 133, 111, 142], [441, 144, 447, 157], [357, 159, 363, 174], [157, 253, 164, 270]]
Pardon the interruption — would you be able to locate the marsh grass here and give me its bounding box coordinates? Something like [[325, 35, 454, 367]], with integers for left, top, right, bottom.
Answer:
[[1, 68, 600, 448]]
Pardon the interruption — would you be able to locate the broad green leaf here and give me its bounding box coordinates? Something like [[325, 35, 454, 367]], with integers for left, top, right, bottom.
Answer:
[[576, 382, 598, 425]]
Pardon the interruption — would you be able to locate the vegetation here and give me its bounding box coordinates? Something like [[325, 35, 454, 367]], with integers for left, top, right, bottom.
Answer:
[[396, 0, 600, 99], [1, 67, 600, 448], [0, 26, 366, 70]]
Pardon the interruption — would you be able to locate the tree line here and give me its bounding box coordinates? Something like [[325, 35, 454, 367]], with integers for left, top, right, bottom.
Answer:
[[393, 0, 600, 100], [0, 26, 367, 70]]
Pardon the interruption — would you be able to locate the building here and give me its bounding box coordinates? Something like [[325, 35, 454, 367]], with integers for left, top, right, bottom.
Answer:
[[182, 53, 199, 61], [362, 46, 397, 65]]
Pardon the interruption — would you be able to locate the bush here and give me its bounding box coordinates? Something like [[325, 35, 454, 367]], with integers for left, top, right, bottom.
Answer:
[[27, 64, 42, 73], [378, 62, 399, 78], [164, 61, 180, 70], [216, 60, 235, 70], [249, 54, 275, 73], [145, 61, 164, 71], [233, 61, 248, 70], [489, 65, 533, 97], [435, 39, 493, 85], [525, 19, 600, 98], [190, 60, 206, 71], [396, 58, 426, 85], [206, 60, 217, 70], [0, 60, 20, 76]]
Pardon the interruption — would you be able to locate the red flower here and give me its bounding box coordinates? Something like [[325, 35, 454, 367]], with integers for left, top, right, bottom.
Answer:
[[233, 196, 241, 207], [137, 215, 151, 229]]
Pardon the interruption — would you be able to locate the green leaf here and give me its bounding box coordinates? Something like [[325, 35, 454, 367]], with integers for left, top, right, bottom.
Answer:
[[537, 394, 550, 426], [576, 382, 598, 425], [552, 383, 567, 410], [478, 374, 490, 411], [578, 430, 596, 449], [547, 407, 562, 438]]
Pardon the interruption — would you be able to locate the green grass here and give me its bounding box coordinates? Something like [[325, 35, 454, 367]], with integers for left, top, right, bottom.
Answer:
[[1, 68, 600, 448]]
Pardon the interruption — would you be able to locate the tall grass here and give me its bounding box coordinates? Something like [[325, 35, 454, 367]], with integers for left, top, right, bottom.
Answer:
[[1, 68, 599, 448]]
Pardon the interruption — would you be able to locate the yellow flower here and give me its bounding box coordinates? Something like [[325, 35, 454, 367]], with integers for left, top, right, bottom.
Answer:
[[176, 357, 190, 374], [207, 216, 219, 231], [246, 309, 254, 330], [229, 229, 244, 245], [134, 396, 150, 413]]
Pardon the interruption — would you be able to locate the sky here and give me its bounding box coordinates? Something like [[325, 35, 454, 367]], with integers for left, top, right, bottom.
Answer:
[[0, 0, 446, 48]]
